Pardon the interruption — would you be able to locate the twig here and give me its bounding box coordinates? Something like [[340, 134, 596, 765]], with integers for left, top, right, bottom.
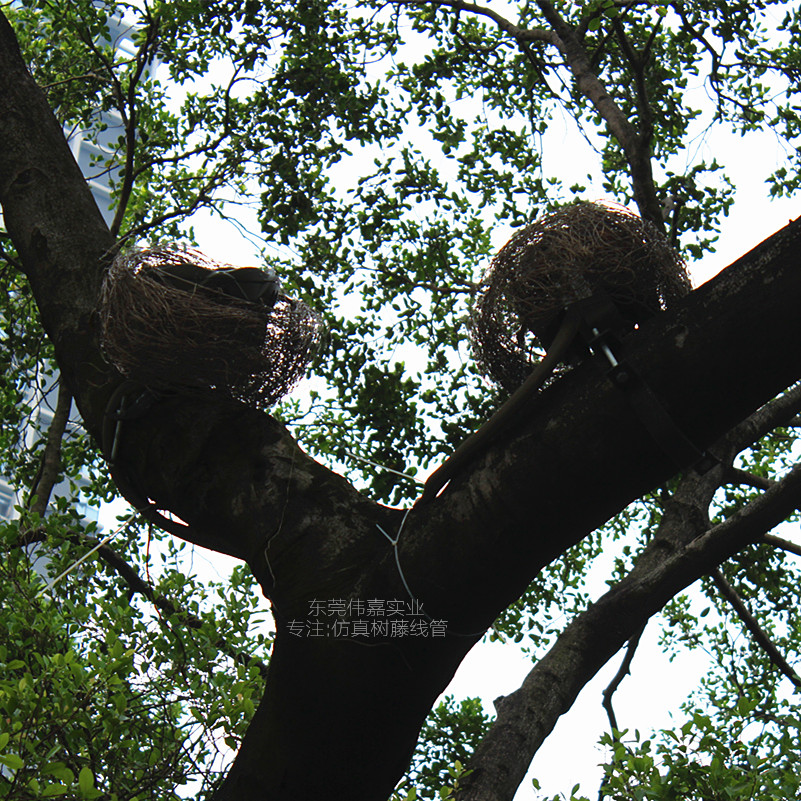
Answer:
[[601, 621, 646, 735]]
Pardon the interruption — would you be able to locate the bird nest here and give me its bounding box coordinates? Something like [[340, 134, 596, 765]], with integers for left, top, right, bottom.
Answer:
[[471, 202, 691, 392], [99, 247, 321, 410]]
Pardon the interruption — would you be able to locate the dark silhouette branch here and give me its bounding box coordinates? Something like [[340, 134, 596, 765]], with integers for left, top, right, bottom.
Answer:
[[725, 467, 776, 491], [96, 539, 271, 681], [601, 622, 647, 735], [534, 0, 664, 226], [457, 383, 801, 801], [763, 532, 801, 558], [458, 463, 801, 801], [109, 14, 161, 237], [27, 381, 72, 517], [710, 568, 801, 690], [611, 16, 656, 148]]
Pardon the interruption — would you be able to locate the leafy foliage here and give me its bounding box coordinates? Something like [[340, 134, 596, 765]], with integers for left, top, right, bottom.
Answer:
[[0, 510, 271, 799]]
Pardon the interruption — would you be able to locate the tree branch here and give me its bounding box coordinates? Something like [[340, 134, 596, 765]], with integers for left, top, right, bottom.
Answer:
[[763, 532, 801, 558], [601, 622, 647, 735], [27, 380, 72, 517], [457, 387, 801, 801], [6, 7, 801, 797], [710, 568, 801, 690], [109, 14, 161, 237], [534, 0, 664, 226], [389, 0, 561, 46], [96, 539, 271, 681], [611, 16, 655, 148], [725, 466, 776, 491]]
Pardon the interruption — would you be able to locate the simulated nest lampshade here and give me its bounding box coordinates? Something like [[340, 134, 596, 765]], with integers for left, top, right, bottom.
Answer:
[[471, 202, 691, 393], [99, 247, 321, 410]]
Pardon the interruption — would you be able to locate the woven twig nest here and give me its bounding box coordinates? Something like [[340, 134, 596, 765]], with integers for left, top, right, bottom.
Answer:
[[99, 247, 321, 410], [471, 202, 691, 392]]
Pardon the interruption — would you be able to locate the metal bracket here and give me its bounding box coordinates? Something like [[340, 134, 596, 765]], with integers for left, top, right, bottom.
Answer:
[[577, 294, 717, 474]]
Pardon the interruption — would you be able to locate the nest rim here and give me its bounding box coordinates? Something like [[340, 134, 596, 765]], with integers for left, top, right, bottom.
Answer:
[[470, 202, 691, 393]]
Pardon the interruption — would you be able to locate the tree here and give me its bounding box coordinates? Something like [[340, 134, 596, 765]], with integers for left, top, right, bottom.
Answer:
[[1, 1, 801, 799]]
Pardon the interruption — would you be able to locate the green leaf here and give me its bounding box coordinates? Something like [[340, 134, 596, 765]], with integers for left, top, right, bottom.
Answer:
[[79, 766, 94, 793], [41, 784, 68, 797], [0, 752, 24, 770]]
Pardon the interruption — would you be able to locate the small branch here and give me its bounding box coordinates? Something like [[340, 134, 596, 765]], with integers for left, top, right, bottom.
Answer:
[[763, 532, 801, 558], [611, 16, 655, 147], [601, 621, 646, 735], [27, 381, 72, 517], [98, 541, 271, 680], [710, 569, 801, 690], [0, 238, 23, 271], [672, 1, 725, 118], [389, 0, 560, 46], [725, 467, 775, 491], [110, 14, 161, 237], [40, 71, 104, 90], [517, 39, 560, 99], [117, 172, 226, 244]]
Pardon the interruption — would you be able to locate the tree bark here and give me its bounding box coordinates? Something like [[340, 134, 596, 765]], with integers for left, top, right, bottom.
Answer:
[[3, 10, 801, 800]]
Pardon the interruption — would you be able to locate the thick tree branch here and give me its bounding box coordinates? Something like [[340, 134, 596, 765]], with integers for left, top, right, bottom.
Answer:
[[457, 385, 801, 801], [710, 568, 801, 690], [458, 463, 801, 801]]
